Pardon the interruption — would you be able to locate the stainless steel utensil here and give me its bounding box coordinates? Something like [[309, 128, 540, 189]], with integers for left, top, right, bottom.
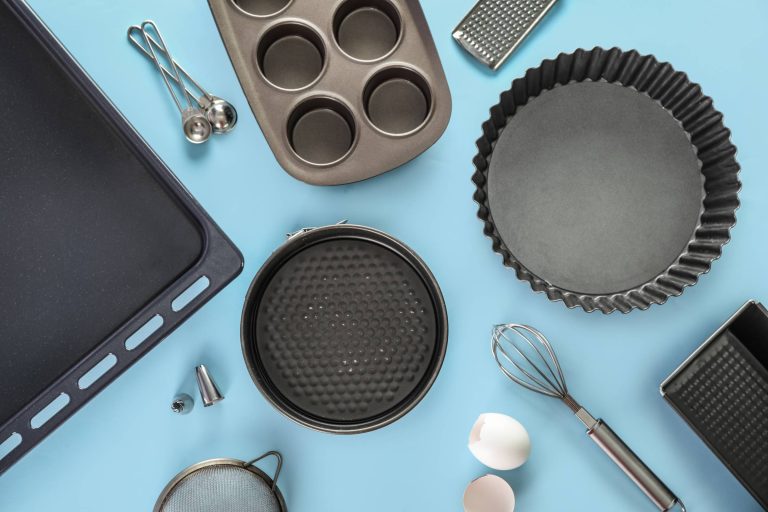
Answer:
[[127, 24, 237, 134], [154, 451, 286, 512], [453, 0, 558, 70], [492, 324, 685, 511], [171, 394, 194, 415], [195, 364, 224, 407], [132, 21, 212, 144]]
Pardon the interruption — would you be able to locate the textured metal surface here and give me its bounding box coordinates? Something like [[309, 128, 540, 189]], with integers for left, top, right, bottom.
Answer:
[[663, 302, 768, 508], [241, 225, 448, 433], [472, 48, 741, 313], [207, 0, 451, 185], [155, 457, 286, 512], [453, 0, 557, 70], [159, 466, 280, 512]]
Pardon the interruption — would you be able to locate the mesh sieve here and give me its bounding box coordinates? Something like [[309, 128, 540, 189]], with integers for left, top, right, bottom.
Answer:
[[155, 452, 286, 512]]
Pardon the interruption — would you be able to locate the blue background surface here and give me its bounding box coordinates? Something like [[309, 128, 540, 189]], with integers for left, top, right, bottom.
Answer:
[[2, 0, 767, 510]]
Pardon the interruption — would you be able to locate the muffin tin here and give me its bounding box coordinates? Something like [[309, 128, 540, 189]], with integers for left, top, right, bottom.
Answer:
[[208, 0, 452, 185]]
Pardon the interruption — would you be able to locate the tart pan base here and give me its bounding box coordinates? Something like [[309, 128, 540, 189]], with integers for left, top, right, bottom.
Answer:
[[473, 48, 741, 313], [488, 80, 704, 295]]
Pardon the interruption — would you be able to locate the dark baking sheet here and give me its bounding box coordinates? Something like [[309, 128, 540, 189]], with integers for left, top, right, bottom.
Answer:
[[662, 301, 768, 509], [0, 0, 242, 474], [241, 225, 448, 434]]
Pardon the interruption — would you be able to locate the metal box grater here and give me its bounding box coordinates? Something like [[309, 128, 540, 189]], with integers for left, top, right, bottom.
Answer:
[[453, 0, 558, 70], [661, 301, 768, 509]]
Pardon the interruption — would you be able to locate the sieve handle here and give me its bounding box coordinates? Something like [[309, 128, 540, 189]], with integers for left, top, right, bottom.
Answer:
[[246, 451, 283, 490], [587, 420, 684, 511]]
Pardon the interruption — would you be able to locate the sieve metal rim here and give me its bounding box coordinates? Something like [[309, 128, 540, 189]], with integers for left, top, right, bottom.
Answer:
[[153, 451, 287, 512]]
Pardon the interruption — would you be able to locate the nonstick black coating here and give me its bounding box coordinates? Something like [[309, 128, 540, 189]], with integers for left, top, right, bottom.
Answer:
[[662, 302, 768, 508], [473, 48, 741, 313], [488, 81, 703, 295], [241, 225, 447, 433], [0, 3, 204, 426], [0, 0, 242, 475]]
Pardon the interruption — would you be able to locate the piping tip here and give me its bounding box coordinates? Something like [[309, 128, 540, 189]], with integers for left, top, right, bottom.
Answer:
[[195, 364, 224, 407], [171, 393, 194, 415]]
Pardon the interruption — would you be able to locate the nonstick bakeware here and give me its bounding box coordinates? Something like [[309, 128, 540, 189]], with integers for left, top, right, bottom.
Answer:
[[241, 224, 448, 433], [208, 0, 452, 185], [662, 301, 768, 509], [0, 0, 242, 475], [473, 47, 741, 313]]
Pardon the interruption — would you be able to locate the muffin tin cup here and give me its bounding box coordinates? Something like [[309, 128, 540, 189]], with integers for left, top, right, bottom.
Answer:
[[209, 0, 451, 185], [363, 66, 433, 136], [287, 96, 357, 166], [232, 0, 293, 18], [333, 0, 402, 62], [256, 22, 326, 91]]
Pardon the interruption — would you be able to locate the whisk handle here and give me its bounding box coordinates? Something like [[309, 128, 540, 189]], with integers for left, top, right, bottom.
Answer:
[[588, 420, 684, 511]]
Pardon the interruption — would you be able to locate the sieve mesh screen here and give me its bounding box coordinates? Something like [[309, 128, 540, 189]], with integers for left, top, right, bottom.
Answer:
[[159, 465, 281, 512]]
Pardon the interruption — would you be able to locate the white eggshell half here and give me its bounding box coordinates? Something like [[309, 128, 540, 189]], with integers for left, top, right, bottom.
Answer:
[[468, 413, 531, 470], [463, 474, 515, 512]]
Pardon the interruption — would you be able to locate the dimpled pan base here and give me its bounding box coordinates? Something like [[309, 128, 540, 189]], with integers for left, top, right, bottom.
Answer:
[[241, 225, 448, 433], [473, 48, 741, 313]]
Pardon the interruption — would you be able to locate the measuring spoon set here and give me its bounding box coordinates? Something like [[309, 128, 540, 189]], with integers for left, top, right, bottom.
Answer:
[[128, 21, 237, 144]]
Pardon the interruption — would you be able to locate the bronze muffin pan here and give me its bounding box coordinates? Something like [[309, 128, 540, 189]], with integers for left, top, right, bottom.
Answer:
[[208, 0, 452, 185]]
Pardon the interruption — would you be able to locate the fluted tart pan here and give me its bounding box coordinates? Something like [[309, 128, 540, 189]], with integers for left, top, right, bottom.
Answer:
[[472, 48, 740, 313]]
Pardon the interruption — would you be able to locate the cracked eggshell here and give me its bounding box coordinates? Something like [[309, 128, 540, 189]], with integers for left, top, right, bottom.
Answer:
[[468, 413, 531, 470], [463, 474, 515, 512]]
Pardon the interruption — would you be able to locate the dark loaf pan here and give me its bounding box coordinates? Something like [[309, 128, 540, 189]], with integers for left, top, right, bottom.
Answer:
[[0, 0, 242, 475], [473, 48, 741, 313], [661, 301, 768, 509], [208, 0, 452, 185]]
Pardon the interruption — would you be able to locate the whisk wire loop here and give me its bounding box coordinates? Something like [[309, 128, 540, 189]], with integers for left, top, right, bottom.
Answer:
[[501, 325, 564, 393], [493, 335, 560, 397], [492, 324, 569, 399]]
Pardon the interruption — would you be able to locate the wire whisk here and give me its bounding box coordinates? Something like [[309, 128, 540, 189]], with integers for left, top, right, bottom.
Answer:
[[492, 324, 584, 412], [491, 324, 685, 512]]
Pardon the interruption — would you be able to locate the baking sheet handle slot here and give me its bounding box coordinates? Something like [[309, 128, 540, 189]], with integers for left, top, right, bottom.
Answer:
[[171, 276, 210, 312], [0, 433, 22, 462]]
